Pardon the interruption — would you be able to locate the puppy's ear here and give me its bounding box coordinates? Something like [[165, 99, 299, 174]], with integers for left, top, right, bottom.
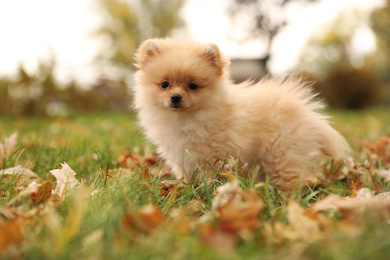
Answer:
[[135, 39, 161, 69], [202, 43, 230, 76]]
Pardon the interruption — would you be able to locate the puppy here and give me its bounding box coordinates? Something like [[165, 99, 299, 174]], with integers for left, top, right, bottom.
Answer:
[[133, 38, 349, 192]]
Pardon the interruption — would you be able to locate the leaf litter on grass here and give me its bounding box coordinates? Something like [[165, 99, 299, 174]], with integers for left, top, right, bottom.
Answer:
[[1, 130, 390, 258]]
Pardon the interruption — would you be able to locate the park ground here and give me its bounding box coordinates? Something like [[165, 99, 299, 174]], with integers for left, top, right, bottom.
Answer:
[[1, 108, 390, 259]]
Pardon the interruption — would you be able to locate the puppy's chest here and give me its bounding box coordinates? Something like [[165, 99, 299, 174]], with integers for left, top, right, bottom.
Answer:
[[161, 120, 216, 147]]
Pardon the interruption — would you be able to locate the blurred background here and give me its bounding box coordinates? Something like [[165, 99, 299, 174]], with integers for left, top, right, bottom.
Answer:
[[0, 0, 389, 116]]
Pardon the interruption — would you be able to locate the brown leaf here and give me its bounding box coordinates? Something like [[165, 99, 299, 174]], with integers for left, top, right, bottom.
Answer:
[[201, 229, 237, 252], [117, 152, 144, 169], [212, 180, 264, 235], [138, 204, 165, 230], [117, 152, 160, 169], [122, 204, 166, 233], [31, 181, 53, 204], [363, 133, 390, 165], [117, 152, 170, 177], [196, 221, 237, 252], [0, 219, 23, 252], [158, 180, 179, 196]]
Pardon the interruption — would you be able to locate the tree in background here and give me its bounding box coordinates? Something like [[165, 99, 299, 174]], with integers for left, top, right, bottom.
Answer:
[[296, 10, 385, 109], [296, 10, 369, 77], [0, 0, 185, 116], [227, 0, 317, 74], [95, 0, 184, 70], [369, 0, 390, 82]]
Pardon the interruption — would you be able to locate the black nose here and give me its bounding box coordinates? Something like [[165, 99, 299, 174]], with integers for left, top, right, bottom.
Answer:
[[170, 94, 182, 104]]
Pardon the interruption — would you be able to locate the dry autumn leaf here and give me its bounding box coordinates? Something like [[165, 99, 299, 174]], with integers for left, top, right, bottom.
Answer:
[[212, 179, 264, 235], [285, 200, 323, 241], [117, 152, 171, 177], [311, 190, 390, 221], [138, 204, 165, 231], [31, 181, 53, 204], [117, 152, 159, 169], [7, 181, 40, 207], [0, 132, 18, 162], [122, 204, 165, 233], [378, 169, 390, 182], [50, 162, 80, 198], [0, 166, 40, 190], [159, 180, 179, 196], [364, 133, 390, 165], [0, 219, 23, 252]]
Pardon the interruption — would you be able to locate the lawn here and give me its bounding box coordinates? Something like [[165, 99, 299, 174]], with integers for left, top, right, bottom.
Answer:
[[1, 108, 390, 259]]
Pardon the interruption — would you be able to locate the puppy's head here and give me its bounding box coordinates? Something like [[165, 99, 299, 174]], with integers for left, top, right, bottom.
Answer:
[[134, 38, 229, 112]]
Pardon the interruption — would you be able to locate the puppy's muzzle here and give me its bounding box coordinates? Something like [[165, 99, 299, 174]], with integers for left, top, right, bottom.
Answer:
[[170, 94, 183, 108]]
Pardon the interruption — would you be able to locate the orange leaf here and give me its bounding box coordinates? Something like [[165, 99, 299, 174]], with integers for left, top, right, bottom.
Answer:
[[158, 180, 178, 196], [212, 180, 264, 234], [0, 219, 23, 252], [31, 181, 53, 204], [138, 204, 165, 231]]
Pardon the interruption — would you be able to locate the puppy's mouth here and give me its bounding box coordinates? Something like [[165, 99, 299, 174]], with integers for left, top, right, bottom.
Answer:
[[169, 103, 184, 109]]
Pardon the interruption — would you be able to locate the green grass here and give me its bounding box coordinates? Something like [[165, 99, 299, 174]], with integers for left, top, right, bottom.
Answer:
[[1, 108, 390, 259]]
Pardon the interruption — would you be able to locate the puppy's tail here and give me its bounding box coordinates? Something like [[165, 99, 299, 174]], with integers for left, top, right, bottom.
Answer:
[[318, 122, 350, 159]]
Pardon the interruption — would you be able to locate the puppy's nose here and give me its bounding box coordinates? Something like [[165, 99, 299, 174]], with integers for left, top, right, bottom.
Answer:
[[170, 94, 182, 104]]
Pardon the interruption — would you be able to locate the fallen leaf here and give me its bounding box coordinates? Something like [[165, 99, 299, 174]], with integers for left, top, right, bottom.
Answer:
[[31, 181, 53, 204], [0, 219, 23, 252], [212, 180, 264, 235], [122, 204, 165, 233], [363, 133, 390, 165], [0, 166, 40, 190], [138, 204, 165, 231], [117, 152, 170, 177], [169, 208, 194, 235], [117, 152, 144, 169], [159, 180, 179, 196], [7, 181, 40, 207], [50, 162, 80, 198], [201, 229, 237, 252], [0, 132, 18, 162], [117, 152, 160, 169], [311, 191, 390, 221], [285, 200, 323, 241], [377, 169, 390, 182], [215, 156, 248, 175]]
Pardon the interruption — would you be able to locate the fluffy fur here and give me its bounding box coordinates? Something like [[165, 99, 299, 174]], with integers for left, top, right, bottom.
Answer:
[[133, 38, 350, 192]]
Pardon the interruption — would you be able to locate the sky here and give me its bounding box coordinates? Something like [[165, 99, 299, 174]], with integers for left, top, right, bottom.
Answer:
[[0, 0, 385, 85]]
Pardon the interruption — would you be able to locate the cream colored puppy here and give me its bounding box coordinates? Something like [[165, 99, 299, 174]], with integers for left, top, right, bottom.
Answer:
[[133, 38, 349, 191]]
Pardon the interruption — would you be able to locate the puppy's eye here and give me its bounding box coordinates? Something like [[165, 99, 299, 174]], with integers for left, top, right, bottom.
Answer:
[[188, 83, 198, 90], [161, 81, 170, 89]]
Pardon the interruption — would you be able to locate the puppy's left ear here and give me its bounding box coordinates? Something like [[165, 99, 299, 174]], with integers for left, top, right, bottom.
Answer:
[[135, 39, 161, 69], [202, 43, 230, 76]]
